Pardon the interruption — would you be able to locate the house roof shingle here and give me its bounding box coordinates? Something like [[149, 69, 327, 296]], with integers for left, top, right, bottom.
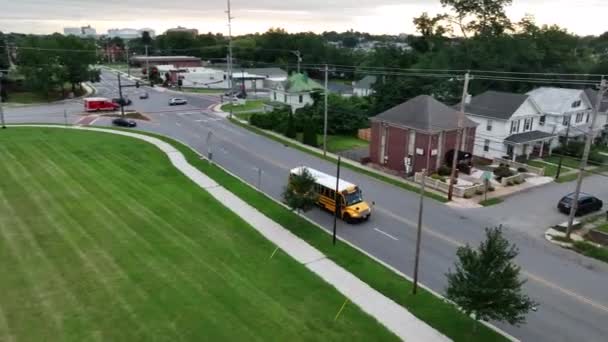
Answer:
[[274, 73, 323, 93], [463, 91, 529, 120], [583, 88, 608, 113], [527, 87, 591, 114], [372, 95, 477, 132], [504, 130, 555, 144]]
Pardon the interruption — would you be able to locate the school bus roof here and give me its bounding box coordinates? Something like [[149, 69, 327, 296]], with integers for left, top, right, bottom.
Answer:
[[290, 166, 356, 193]]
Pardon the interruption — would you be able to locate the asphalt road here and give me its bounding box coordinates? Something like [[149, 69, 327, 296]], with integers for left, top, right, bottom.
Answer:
[[4, 69, 608, 341]]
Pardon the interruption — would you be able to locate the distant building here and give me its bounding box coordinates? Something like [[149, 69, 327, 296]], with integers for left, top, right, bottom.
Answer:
[[166, 26, 199, 36], [155, 66, 266, 91], [63, 25, 97, 38], [270, 73, 324, 113], [107, 28, 156, 40], [353, 76, 377, 97], [130, 56, 203, 68]]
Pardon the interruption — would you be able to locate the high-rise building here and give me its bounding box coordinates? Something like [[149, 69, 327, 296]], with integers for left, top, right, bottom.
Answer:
[[166, 26, 198, 36], [63, 25, 97, 38], [107, 28, 156, 40]]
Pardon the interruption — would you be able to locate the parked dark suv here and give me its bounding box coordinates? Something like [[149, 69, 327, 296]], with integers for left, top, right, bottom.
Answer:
[[557, 193, 603, 216]]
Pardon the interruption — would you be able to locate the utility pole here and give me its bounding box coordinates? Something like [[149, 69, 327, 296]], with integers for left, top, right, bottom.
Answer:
[[566, 78, 607, 238], [144, 45, 149, 82], [412, 137, 433, 294], [125, 45, 130, 77], [0, 71, 5, 129], [448, 72, 471, 201], [333, 156, 342, 246], [323, 64, 329, 156], [555, 119, 571, 180], [226, 0, 234, 119], [117, 73, 125, 118]]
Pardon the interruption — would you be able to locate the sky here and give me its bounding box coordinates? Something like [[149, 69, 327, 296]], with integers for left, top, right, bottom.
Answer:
[[1, 0, 607, 37]]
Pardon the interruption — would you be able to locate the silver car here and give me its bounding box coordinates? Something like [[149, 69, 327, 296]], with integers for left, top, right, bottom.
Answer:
[[169, 98, 187, 106]]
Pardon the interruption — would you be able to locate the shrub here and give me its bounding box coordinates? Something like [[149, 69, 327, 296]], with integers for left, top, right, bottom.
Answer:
[[463, 193, 472, 199], [517, 167, 528, 173], [302, 120, 318, 147], [488, 186, 496, 192], [506, 181, 514, 187], [475, 189, 484, 196], [285, 112, 297, 139], [437, 165, 452, 176], [493, 165, 514, 180], [430, 174, 447, 182]]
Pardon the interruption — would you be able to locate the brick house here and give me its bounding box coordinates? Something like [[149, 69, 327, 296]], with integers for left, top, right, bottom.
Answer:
[[369, 95, 477, 175]]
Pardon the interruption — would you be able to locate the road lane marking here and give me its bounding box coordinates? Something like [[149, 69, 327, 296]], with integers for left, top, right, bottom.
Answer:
[[373, 206, 608, 315], [374, 228, 399, 241]]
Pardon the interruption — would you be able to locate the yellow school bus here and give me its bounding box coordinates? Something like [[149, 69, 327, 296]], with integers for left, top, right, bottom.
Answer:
[[290, 166, 371, 223]]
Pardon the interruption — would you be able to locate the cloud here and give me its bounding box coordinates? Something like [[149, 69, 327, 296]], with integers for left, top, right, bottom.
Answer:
[[0, 0, 606, 36]]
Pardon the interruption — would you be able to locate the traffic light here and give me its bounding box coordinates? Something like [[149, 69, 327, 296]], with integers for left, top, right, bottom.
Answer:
[[135, 81, 140, 88]]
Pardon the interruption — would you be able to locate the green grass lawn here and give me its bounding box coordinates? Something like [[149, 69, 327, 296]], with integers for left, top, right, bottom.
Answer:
[[479, 198, 504, 207], [326, 135, 369, 153], [6, 91, 63, 104], [221, 100, 266, 113], [132, 127, 507, 341], [526, 160, 558, 177], [596, 223, 608, 234], [0, 128, 397, 341], [182, 87, 224, 94], [294, 133, 370, 153], [544, 155, 584, 169]]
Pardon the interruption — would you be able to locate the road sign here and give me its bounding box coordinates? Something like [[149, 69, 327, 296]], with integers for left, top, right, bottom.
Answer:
[[482, 171, 493, 181]]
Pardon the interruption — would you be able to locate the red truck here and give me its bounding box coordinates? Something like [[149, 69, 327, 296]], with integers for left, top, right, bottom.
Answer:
[[84, 97, 119, 112]]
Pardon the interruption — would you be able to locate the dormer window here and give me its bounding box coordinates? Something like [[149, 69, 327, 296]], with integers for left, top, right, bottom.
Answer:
[[571, 100, 581, 108]]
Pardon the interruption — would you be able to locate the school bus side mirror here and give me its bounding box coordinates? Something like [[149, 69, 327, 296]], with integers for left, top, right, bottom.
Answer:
[[372, 201, 376, 206]]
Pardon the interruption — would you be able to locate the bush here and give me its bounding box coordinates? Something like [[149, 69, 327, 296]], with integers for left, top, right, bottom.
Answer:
[[302, 119, 318, 147], [437, 165, 452, 176], [506, 181, 514, 187], [488, 186, 496, 192], [493, 165, 514, 180], [517, 167, 528, 173], [475, 189, 484, 196], [430, 174, 447, 182], [463, 193, 472, 199], [285, 112, 297, 139], [250, 109, 288, 131]]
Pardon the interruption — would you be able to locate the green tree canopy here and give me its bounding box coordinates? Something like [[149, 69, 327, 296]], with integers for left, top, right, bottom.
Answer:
[[282, 168, 318, 214], [445, 226, 536, 331]]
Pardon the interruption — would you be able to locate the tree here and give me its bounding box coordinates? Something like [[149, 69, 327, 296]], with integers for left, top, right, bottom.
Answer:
[[285, 111, 297, 138], [282, 168, 318, 214], [445, 226, 536, 333], [302, 117, 318, 147], [440, 0, 513, 37]]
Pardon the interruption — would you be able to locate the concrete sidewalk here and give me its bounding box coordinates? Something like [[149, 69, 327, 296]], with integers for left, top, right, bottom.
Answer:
[[19, 124, 450, 342]]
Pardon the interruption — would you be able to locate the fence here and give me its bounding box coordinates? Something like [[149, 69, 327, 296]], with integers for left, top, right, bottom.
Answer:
[[494, 158, 544, 176], [414, 173, 485, 198]]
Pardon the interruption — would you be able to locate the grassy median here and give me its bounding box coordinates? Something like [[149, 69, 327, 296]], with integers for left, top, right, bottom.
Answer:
[[0, 128, 397, 341]]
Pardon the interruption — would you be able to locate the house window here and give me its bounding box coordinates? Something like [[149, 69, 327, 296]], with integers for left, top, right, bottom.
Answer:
[[484, 139, 490, 152], [510, 120, 520, 134], [524, 118, 533, 131], [539, 115, 546, 126], [562, 115, 570, 126], [299, 95, 303, 103], [571, 100, 581, 108], [283, 94, 287, 102], [586, 113, 590, 123], [486, 120, 493, 131], [576, 113, 583, 123], [273, 92, 277, 101]]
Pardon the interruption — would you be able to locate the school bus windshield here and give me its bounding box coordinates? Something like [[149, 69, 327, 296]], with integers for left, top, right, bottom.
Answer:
[[344, 189, 363, 206]]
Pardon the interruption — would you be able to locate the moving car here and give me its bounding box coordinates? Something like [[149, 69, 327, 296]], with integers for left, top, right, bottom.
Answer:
[[84, 97, 119, 112], [139, 92, 149, 99], [289, 167, 372, 223], [557, 193, 603, 216], [112, 97, 132, 106], [169, 98, 187, 106], [112, 118, 137, 128]]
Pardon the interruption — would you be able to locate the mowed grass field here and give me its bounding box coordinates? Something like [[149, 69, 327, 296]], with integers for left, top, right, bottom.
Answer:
[[0, 128, 396, 341]]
